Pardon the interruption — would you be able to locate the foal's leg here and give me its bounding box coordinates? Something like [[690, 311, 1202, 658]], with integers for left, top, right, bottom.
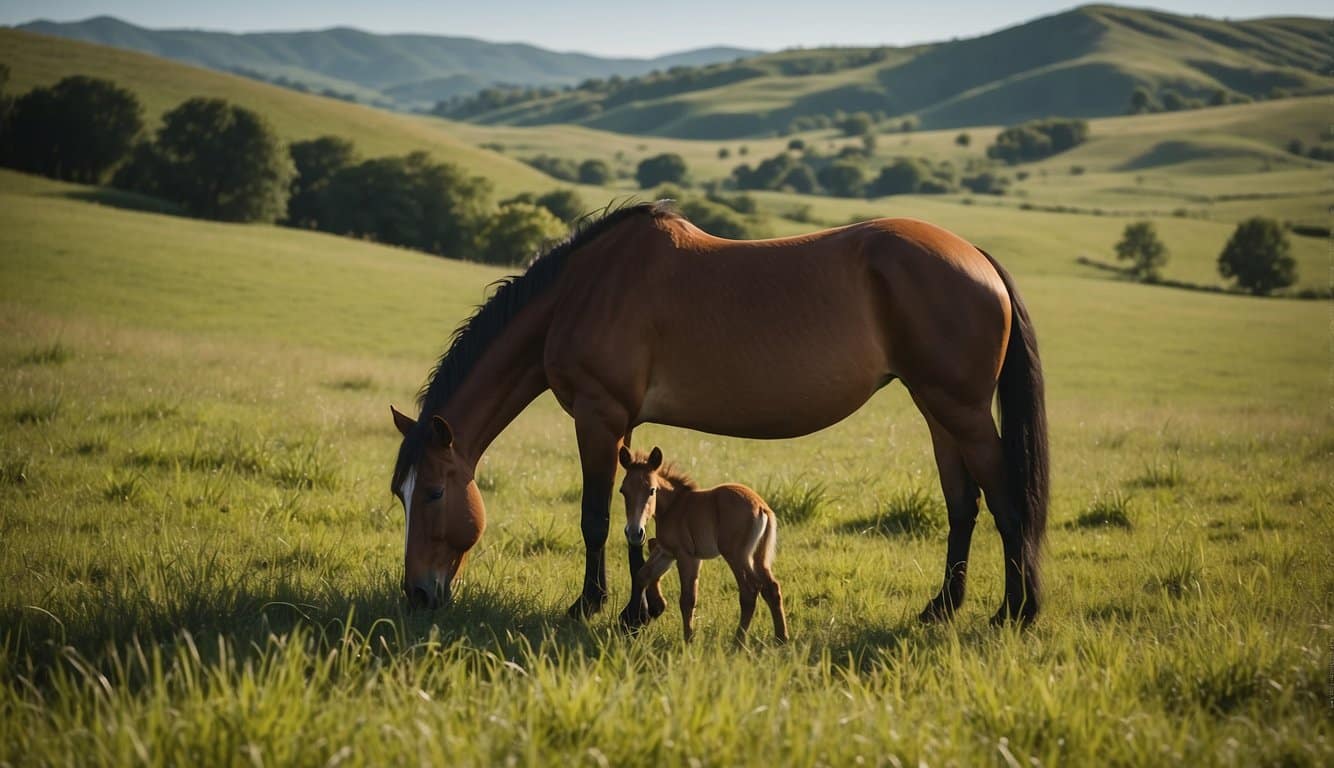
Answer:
[[677, 557, 700, 643], [913, 399, 982, 622], [626, 545, 675, 634], [730, 559, 760, 644], [755, 568, 787, 643]]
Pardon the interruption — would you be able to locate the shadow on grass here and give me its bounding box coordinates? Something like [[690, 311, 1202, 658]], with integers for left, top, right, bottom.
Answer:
[[1, 575, 606, 688], [50, 187, 184, 217]]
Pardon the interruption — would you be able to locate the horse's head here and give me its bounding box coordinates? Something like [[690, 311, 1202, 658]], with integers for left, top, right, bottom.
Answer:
[[391, 406, 485, 610], [618, 446, 664, 546]]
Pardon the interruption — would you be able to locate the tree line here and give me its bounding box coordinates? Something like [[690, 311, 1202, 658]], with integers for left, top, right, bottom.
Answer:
[[0, 72, 574, 266]]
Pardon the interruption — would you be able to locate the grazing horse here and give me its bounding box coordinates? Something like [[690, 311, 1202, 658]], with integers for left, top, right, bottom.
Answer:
[[390, 200, 1048, 626], [619, 446, 788, 643]]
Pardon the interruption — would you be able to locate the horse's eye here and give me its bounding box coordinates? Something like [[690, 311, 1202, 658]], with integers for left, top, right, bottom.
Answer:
[[427, 488, 444, 501]]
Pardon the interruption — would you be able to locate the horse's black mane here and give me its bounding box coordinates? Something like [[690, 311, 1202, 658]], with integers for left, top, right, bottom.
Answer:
[[624, 449, 699, 490], [393, 199, 677, 486]]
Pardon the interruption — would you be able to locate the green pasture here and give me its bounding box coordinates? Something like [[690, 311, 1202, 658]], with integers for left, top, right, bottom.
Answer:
[[1, 166, 1330, 765]]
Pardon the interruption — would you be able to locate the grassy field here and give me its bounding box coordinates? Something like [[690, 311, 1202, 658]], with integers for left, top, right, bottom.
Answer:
[[1, 165, 1330, 765]]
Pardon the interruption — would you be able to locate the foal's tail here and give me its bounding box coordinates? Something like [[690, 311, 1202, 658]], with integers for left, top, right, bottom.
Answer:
[[757, 509, 778, 571], [979, 249, 1050, 609]]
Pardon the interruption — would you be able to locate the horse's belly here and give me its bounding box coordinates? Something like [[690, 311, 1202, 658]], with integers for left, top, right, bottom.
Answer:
[[637, 355, 888, 439]]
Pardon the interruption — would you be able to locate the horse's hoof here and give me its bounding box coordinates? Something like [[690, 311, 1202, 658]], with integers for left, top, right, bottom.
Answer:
[[918, 595, 956, 624], [989, 603, 1038, 628], [566, 593, 605, 620]]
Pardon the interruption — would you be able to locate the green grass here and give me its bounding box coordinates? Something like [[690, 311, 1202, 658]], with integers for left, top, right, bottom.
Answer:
[[0, 166, 1331, 765]]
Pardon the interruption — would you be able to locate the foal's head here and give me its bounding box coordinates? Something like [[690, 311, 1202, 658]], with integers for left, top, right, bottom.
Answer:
[[618, 446, 664, 546]]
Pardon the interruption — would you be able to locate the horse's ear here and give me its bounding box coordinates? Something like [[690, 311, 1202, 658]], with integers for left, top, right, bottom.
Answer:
[[390, 405, 415, 437], [431, 416, 454, 449], [618, 446, 632, 469], [647, 447, 663, 470]]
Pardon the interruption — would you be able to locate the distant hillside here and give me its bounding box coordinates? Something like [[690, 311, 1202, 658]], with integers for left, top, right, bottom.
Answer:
[[436, 4, 1334, 138], [13, 16, 758, 110], [0, 28, 561, 197]]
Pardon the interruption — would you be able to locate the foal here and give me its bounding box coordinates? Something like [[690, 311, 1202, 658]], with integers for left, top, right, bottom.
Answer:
[[619, 446, 788, 643]]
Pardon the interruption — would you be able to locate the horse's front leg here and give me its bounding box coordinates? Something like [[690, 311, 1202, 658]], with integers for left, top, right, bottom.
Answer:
[[567, 399, 630, 620]]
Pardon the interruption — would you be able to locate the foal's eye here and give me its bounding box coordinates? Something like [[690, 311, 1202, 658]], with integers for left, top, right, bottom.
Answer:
[[427, 488, 444, 501]]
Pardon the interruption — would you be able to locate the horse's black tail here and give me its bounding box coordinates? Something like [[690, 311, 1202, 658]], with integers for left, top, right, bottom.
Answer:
[[980, 249, 1049, 615]]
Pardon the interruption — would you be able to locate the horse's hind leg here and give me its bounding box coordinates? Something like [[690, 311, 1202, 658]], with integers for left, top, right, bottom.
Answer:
[[677, 556, 701, 643], [913, 398, 981, 622], [918, 390, 1032, 625]]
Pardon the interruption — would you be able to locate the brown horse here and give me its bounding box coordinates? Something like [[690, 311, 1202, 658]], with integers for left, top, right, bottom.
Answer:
[[391, 201, 1048, 626], [619, 446, 788, 643]]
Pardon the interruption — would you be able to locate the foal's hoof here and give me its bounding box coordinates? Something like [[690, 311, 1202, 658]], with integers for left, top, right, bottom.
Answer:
[[645, 591, 667, 619], [565, 593, 606, 620]]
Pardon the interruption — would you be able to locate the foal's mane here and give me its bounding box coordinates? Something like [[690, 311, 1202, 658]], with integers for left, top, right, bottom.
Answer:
[[625, 449, 698, 490], [394, 199, 678, 486]]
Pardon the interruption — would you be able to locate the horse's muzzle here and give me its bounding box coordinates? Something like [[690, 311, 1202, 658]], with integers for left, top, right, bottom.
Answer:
[[624, 525, 645, 546], [405, 577, 450, 610]]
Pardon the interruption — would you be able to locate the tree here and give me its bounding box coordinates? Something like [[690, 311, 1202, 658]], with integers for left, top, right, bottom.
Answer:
[[2, 75, 143, 183], [636, 153, 687, 188], [478, 202, 567, 266], [866, 158, 928, 197], [1128, 86, 1157, 114], [839, 112, 873, 137], [535, 188, 585, 224], [1217, 217, 1295, 295], [955, 132, 971, 147], [717, 147, 731, 159], [1160, 89, 1186, 112], [679, 198, 755, 239], [318, 152, 492, 257], [1114, 221, 1169, 282], [787, 138, 806, 151], [144, 98, 293, 222], [816, 161, 865, 198], [287, 136, 357, 228], [577, 158, 610, 185], [777, 165, 818, 194]]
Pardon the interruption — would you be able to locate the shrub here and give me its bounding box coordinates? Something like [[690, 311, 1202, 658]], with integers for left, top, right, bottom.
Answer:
[[635, 153, 687, 188], [1217, 217, 1296, 295], [678, 198, 755, 239], [839, 112, 873, 137], [988, 118, 1089, 164], [955, 132, 971, 147], [1115, 221, 1169, 282], [534, 189, 586, 224], [866, 158, 928, 196], [478, 202, 567, 266], [577, 158, 610, 185], [960, 172, 1009, 195], [817, 161, 865, 198], [787, 138, 806, 151], [524, 154, 579, 182]]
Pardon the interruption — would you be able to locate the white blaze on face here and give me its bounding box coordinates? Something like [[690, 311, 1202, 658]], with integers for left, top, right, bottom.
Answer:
[[400, 467, 417, 555]]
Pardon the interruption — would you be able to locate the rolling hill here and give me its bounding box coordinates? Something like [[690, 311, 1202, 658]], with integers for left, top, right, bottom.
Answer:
[[0, 28, 567, 197], [435, 5, 1333, 138], [13, 15, 757, 110]]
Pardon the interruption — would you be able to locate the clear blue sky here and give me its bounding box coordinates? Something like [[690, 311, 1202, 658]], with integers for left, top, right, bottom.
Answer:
[[2, 1, 1328, 56]]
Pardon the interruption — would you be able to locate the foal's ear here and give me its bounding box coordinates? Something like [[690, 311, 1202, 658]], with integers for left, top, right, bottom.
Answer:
[[647, 447, 663, 470], [390, 405, 415, 437], [431, 416, 454, 449], [618, 446, 633, 469]]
